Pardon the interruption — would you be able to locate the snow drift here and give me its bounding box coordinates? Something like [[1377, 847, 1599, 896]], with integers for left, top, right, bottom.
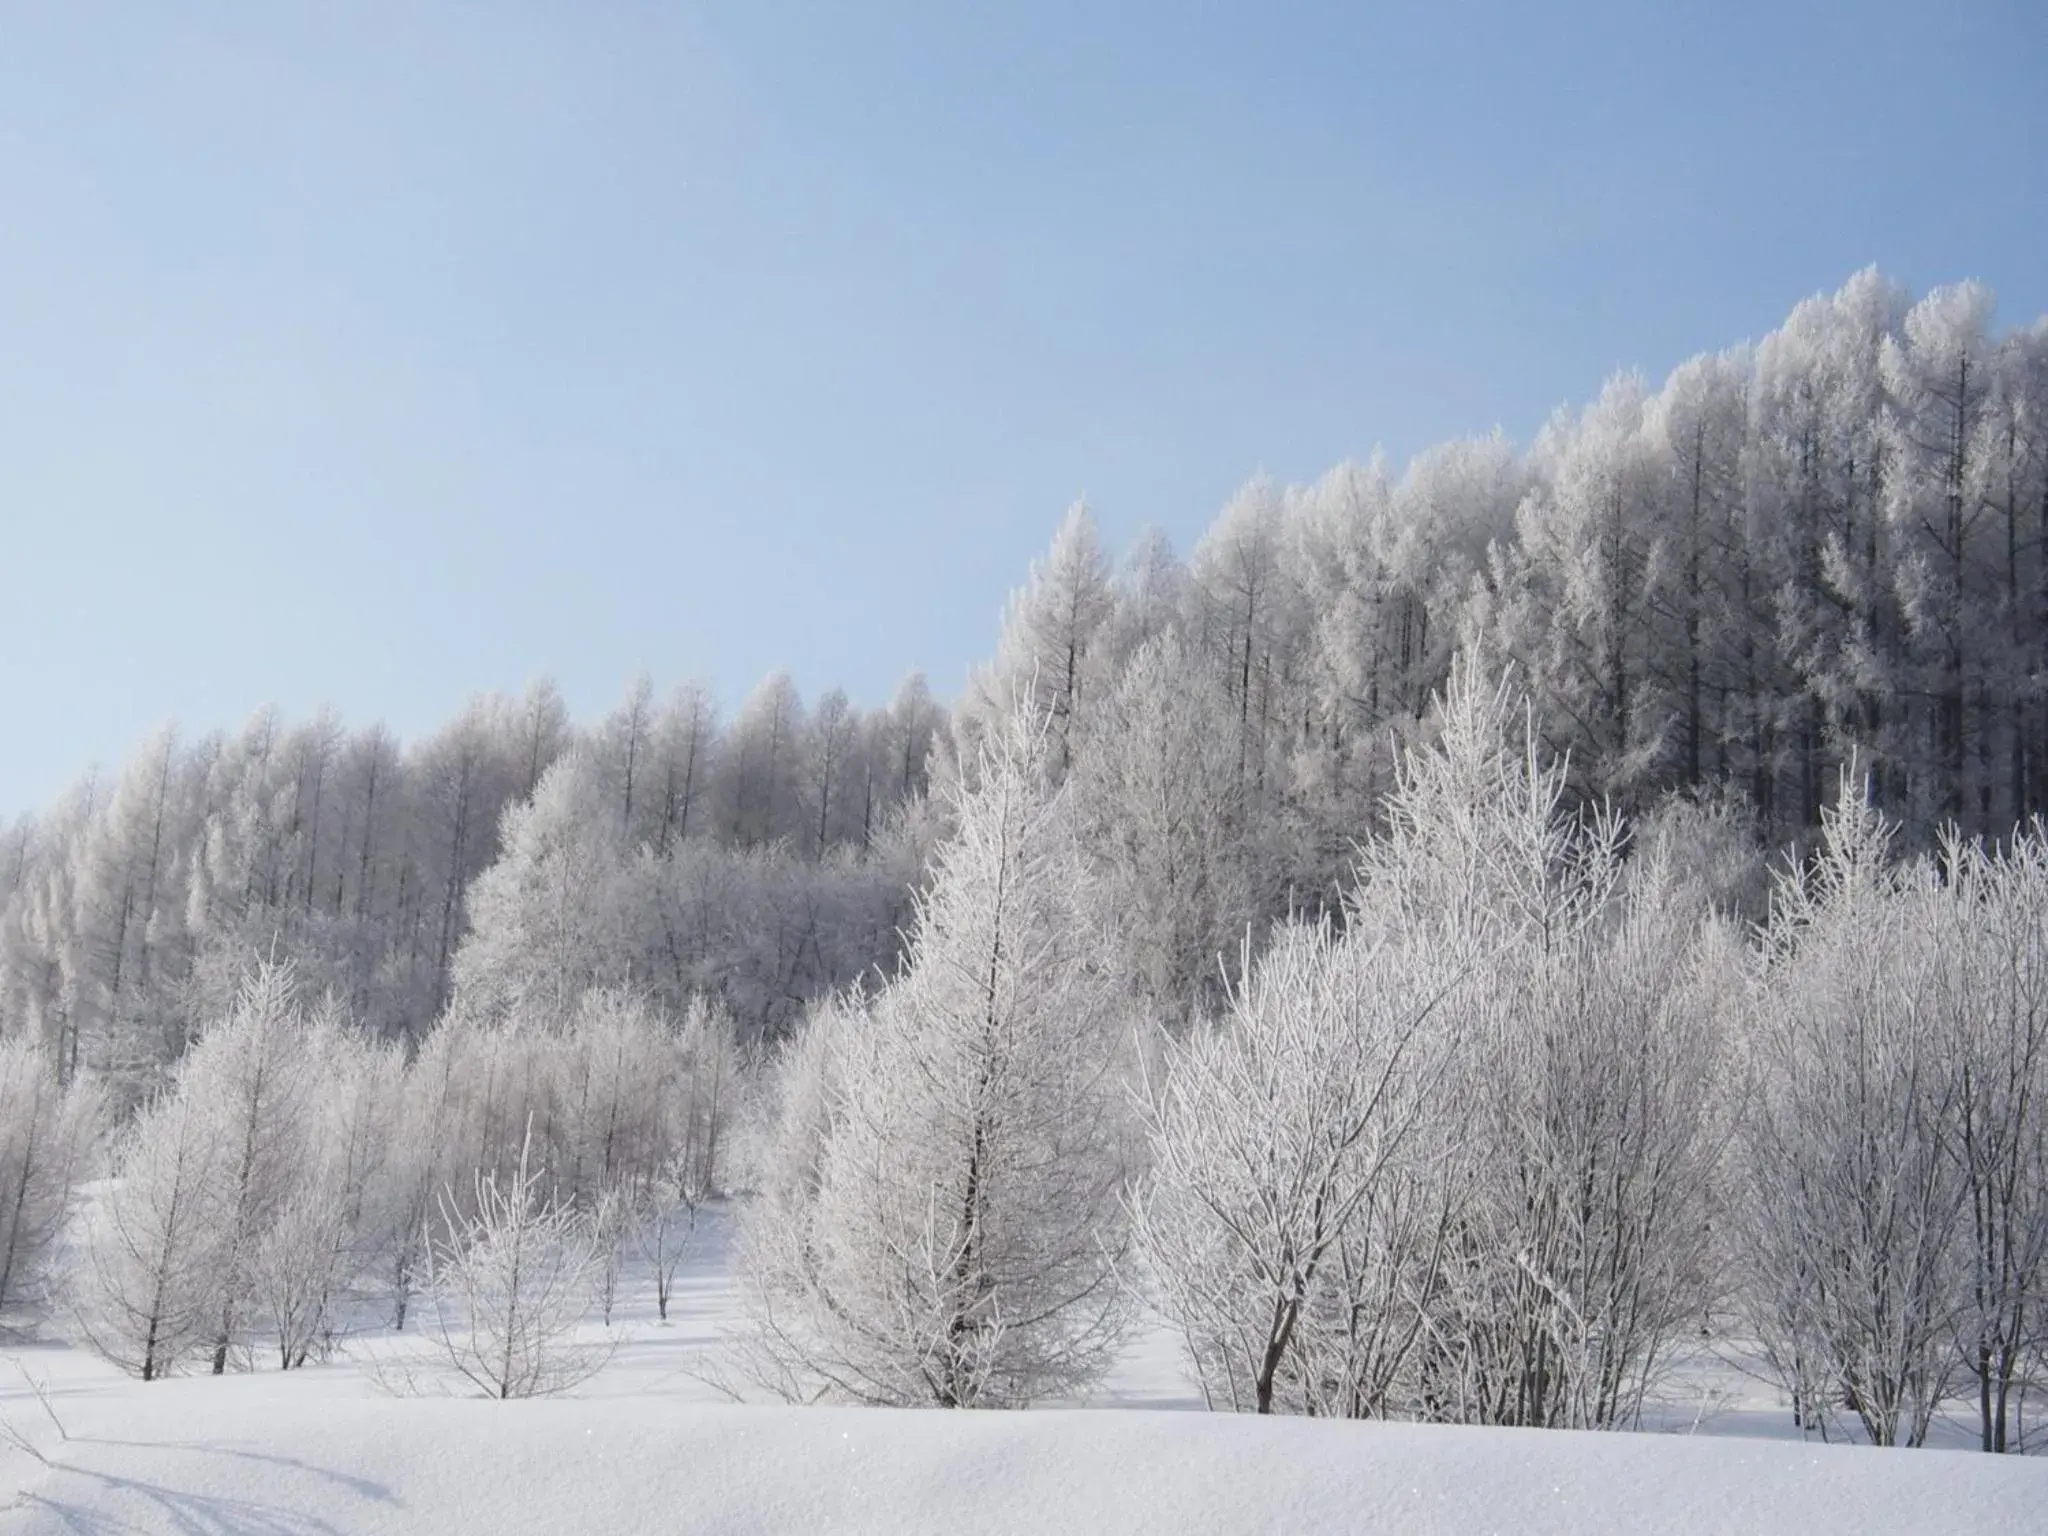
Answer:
[[5, 1388, 2046, 1535]]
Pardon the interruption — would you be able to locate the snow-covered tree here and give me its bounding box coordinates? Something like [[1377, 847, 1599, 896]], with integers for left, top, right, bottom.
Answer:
[[0, 1039, 102, 1316], [1134, 922, 1456, 1414], [1073, 633, 1261, 1026], [1930, 830, 2048, 1451], [175, 961, 325, 1374], [735, 701, 1132, 1406], [1139, 662, 1727, 1428], [594, 675, 657, 843], [426, 1124, 609, 1398], [1479, 375, 1673, 803], [75, 1091, 224, 1380], [1734, 782, 1968, 1446], [722, 671, 806, 849], [634, 1150, 705, 1323], [1882, 283, 2001, 830], [647, 680, 719, 853], [956, 500, 1113, 780], [1191, 479, 1298, 801], [451, 752, 645, 1027], [251, 1019, 404, 1368]]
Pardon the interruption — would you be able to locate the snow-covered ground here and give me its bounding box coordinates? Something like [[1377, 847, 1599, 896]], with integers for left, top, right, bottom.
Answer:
[[2, 1207, 2043, 1534]]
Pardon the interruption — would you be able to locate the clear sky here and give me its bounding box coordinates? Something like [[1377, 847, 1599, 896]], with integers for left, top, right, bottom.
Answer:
[[2, 1, 2043, 814]]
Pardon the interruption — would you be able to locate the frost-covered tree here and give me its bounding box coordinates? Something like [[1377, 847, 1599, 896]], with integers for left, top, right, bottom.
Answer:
[[1369, 668, 1725, 1431], [801, 687, 864, 857], [511, 678, 572, 801], [1746, 268, 1906, 832], [735, 701, 1132, 1406], [1882, 283, 2001, 829], [379, 1026, 465, 1330], [876, 672, 943, 813], [0, 1039, 102, 1317], [407, 698, 528, 1021], [451, 752, 645, 1027], [252, 1019, 404, 1368], [956, 500, 1113, 780], [1191, 479, 1298, 800], [634, 1151, 705, 1323], [1930, 831, 2048, 1451], [1287, 442, 1518, 862], [1457, 841, 1726, 1430], [1479, 375, 1672, 803], [1734, 783, 1968, 1446], [66, 726, 194, 1095], [1139, 663, 1726, 1428], [1134, 923, 1455, 1414], [1073, 633, 1262, 1026], [1645, 349, 1751, 790], [427, 1124, 609, 1399], [729, 992, 854, 1398], [722, 671, 806, 849], [647, 680, 719, 853], [176, 961, 324, 1374], [1097, 524, 1188, 674], [548, 987, 681, 1205], [75, 1091, 224, 1380], [594, 675, 657, 843]]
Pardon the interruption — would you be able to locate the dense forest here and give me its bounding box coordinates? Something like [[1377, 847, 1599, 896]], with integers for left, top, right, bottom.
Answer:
[[4, 268, 2042, 1087], [4, 269, 2048, 1449]]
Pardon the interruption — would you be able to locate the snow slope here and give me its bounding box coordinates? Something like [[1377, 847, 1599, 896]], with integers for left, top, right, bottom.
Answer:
[[3, 1206, 2044, 1533], [4, 1388, 2045, 1536]]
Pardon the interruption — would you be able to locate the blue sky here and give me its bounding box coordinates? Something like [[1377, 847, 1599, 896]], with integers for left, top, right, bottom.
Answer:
[[2, 0, 2042, 813]]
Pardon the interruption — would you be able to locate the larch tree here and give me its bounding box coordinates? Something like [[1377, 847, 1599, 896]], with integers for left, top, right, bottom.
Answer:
[[649, 680, 719, 853], [1073, 633, 1261, 1027], [252, 1013, 405, 1369], [722, 671, 806, 849], [67, 726, 191, 1096], [407, 698, 526, 1021], [956, 500, 1114, 782], [176, 961, 324, 1375], [595, 674, 657, 845], [1479, 375, 1673, 805], [1645, 348, 1751, 791], [427, 1123, 609, 1399], [1190, 479, 1297, 801], [734, 700, 1133, 1407], [75, 1089, 224, 1380], [451, 751, 645, 1028], [1882, 282, 2000, 830], [803, 687, 862, 858], [0, 1038, 103, 1316]]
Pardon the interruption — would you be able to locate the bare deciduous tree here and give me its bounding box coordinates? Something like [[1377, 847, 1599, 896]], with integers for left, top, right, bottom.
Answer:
[[1133, 925, 1453, 1414], [427, 1124, 610, 1399], [635, 1154, 704, 1324], [1735, 785, 1969, 1446]]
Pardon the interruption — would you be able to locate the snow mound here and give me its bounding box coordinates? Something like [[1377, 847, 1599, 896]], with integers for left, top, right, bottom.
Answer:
[[5, 1389, 2044, 1535]]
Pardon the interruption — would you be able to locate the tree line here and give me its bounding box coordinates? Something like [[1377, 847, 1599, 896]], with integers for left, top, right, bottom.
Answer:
[[5, 268, 2043, 1083], [0, 673, 945, 1097]]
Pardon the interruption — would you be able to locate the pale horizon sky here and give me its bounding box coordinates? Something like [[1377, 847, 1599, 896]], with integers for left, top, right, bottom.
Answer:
[[3, 1, 2044, 814]]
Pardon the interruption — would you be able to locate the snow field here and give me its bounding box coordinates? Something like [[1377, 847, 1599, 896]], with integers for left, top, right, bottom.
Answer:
[[3, 1208, 2044, 1534]]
